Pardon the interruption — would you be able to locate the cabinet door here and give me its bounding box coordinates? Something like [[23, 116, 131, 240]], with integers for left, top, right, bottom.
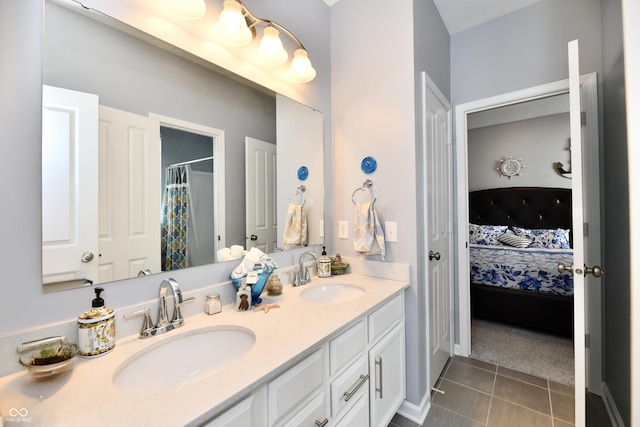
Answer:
[[369, 323, 405, 427], [280, 391, 327, 427], [334, 386, 369, 427], [203, 388, 267, 427]]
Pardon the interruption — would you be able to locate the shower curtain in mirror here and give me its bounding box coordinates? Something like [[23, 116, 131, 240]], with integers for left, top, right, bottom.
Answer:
[[161, 165, 191, 270]]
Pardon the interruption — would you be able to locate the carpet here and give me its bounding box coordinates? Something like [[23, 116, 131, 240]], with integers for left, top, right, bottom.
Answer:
[[470, 319, 575, 386]]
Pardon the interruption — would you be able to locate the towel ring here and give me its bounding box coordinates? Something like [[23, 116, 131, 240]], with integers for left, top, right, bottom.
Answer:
[[351, 179, 377, 205], [289, 185, 306, 207]]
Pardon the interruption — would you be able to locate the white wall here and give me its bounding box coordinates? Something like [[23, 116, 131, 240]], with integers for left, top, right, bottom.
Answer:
[[468, 113, 572, 191], [0, 0, 331, 335]]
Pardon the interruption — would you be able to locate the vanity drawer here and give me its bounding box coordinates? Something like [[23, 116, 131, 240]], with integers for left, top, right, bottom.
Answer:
[[368, 294, 403, 343], [330, 355, 368, 417], [329, 320, 366, 375], [268, 349, 324, 425]]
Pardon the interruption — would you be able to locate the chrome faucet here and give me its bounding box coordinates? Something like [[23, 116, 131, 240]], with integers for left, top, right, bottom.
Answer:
[[124, 278, 195, 339], [293, 251, 318, 286]]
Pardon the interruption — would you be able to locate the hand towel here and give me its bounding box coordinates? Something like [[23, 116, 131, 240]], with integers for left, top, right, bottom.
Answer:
[[230, 247, 278, 279], [353, 202, 386, 261], [282, 204, 308, 247], [217, 245, 246, 262]]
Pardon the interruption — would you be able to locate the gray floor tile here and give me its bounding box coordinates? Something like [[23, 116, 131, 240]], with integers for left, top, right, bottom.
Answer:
[[497, 366, 548, 388], [551, 391, 575, 424], [389, 413, 420, 427], [586, 391, 612, 427], [487, 397, 553, 427], [454, 355, 497, 373], [443, 360, 496, 393], [493, 375, 551, 415], [549, 380, 575, 397], [432, 379, 492, 423], [554, 418, 575, 427], [423, 404, 485, 427]]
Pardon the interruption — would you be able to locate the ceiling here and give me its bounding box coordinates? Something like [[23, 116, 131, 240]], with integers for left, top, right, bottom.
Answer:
[[323, 0, 545, 35]]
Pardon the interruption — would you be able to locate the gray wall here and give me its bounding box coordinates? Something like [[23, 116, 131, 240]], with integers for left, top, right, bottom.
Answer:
[[451, 0, 603, 106], [44, 1, 276, 250], [601, 0, 630, 423]]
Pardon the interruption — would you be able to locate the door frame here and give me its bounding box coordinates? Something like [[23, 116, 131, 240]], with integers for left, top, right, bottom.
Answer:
[[454, 74, 601, 389], [150, 113, 226, 255]]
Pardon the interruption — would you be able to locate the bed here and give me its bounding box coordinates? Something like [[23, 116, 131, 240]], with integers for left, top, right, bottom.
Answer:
[[468, 187, 574, 337]]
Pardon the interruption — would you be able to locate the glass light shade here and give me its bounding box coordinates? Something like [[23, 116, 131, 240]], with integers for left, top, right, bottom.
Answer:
[[213, 0, 252, 46], [161, 0, 206, 20], [256, 26, 288, 66], [288, 48, 316, 83]]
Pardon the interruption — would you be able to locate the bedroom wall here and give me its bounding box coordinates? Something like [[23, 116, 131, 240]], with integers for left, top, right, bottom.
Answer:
[[467, 113, 572, 191]]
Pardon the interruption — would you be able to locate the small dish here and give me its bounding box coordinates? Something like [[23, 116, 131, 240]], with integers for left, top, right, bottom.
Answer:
[[330, 263, 350, 275], [17, 336, 77, 381]]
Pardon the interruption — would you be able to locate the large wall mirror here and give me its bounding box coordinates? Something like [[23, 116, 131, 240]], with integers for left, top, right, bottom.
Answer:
[[42, 0, 324, 291]]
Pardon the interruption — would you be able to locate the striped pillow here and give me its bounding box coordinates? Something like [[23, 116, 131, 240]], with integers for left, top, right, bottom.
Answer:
[[497, 232, 532, 248]]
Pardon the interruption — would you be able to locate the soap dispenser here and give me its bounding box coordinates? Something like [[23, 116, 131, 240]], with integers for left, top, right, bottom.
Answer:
[[318, 246, 332, 277], [77, 287, 116, 358]]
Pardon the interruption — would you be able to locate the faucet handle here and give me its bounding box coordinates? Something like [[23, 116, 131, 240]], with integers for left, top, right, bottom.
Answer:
[[172, 297, 195, 324], [123, 308, 154, 338]]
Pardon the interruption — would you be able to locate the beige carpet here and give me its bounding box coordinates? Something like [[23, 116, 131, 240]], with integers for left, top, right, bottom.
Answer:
[[470, 319, 575, 386]]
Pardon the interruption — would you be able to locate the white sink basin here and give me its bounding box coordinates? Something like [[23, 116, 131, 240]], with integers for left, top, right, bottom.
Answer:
[[300, 283, 365, 304], [113, 326, 255, 392]]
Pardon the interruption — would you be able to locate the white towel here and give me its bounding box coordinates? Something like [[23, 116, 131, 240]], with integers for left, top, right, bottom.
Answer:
[[282, 204, 308, 247], [230, 247, 278, 279], [353, 202, 386, 261]]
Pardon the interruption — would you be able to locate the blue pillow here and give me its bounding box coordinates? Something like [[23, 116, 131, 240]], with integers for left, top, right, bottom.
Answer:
[[469, 224, 508, 245], [512, 226, 571, 249]]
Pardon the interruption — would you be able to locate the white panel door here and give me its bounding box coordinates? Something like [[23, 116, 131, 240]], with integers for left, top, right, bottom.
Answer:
[[245, 137, 277, 252], [42, 85, 99, 285], [98, 106, 160, 282], [422, 73, 454, 389]]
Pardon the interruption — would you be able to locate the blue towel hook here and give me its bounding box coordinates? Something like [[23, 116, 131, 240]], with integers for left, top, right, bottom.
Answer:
[[351, 179, 377, 206]]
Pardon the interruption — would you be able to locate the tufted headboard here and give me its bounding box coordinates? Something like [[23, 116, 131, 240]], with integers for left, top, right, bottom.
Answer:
[[468, 187, 572, 231]]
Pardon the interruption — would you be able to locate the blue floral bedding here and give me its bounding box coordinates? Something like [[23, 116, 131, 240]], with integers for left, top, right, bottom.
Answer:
[[470, 244, 574, 296]]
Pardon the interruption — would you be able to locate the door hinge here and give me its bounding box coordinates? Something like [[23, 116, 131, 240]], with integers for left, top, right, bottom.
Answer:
[[584, 222, 589, 237], [448, 221, 453, 233], [449, 309, 454, 323], [447, 132, 452, 145], [585, 334, 590, 348], [581, 111, 587, 125]]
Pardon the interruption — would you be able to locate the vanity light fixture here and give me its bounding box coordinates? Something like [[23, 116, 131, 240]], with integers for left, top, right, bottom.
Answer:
[[161, 0, 207, 20], [213, 0, 316, 82]]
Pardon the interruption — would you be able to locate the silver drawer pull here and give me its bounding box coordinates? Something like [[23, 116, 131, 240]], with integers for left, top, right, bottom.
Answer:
[[314, 418, 328, 427], [375, 357, 383, 398], [343, 373, 370, 402]]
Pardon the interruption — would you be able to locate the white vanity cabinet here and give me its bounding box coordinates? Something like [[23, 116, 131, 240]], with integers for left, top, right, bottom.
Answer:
[[203, 292, 405, 427]]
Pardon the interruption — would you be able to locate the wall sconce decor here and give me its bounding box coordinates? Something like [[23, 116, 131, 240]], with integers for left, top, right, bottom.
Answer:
[[497, 156, 525, 179], [162, 0, 316, 82]]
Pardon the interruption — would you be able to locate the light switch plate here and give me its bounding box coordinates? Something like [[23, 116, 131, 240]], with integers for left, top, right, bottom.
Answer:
[[338, 221, 349, 239], [319, 220, 325, 238], [385, 221, 398, 242]]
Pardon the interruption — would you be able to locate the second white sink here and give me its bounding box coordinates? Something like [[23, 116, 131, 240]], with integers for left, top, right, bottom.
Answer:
[[300, 282, 365, 304], [113, 326, 255, 392]]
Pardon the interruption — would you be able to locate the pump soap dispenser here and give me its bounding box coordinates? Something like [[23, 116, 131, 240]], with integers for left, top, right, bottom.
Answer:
[[77, 287, 116, 357], [318, 246, 332, 278]]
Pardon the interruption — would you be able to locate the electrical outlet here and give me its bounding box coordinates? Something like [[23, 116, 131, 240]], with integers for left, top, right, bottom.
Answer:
[[319, 220, 325, 238], [385, 221, 398, 242], [338, 221, 349, 239]]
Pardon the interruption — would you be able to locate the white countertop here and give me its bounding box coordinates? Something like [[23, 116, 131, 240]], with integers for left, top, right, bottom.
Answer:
[[0, 274, 408, 426]]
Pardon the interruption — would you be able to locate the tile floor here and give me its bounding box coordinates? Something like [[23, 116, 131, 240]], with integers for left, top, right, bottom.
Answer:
[[389, 355, 612, 427]]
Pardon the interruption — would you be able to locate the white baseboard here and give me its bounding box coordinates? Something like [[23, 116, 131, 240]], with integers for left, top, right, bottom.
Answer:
[[602, 382, 626, 427], [397, 394, 431, 425]]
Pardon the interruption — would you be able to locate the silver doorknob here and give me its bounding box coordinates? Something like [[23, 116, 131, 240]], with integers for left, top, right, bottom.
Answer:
[[249, 234, 258, 241], [584, 265, 604, 278], [429, 251, 441, 261], [81, 252, 95, 263], [557, 263, 573, 275]]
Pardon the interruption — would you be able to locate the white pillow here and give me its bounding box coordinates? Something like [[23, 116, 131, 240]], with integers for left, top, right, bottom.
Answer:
[[497, 231, 532, 248], [469, 224, 508, 245]]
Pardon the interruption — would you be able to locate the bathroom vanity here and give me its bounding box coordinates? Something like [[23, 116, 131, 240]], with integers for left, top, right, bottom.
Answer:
[[0, 274, 407, 426]]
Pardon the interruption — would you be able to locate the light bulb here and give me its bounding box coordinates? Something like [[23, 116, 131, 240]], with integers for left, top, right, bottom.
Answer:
[[214, 0, 252, 46], [256, 26, 288, 66], [161, 0, 206, 20], [288, 48, 316, 83]]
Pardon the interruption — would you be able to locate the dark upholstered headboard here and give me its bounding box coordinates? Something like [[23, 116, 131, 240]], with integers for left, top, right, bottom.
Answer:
[[468, 187, 572, 230]]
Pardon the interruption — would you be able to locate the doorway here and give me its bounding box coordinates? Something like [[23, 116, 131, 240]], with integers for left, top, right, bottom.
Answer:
[[454, 74, 601, 393]]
